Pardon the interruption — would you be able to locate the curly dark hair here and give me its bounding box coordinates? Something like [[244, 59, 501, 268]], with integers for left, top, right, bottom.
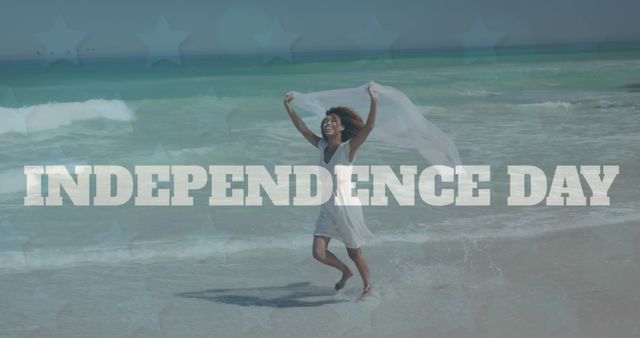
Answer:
[[321, 106, 365, 142]]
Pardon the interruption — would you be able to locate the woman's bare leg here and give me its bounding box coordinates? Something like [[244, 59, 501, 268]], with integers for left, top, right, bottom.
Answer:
[[347, 247, 372, 300], [312, 236, 353, 289]]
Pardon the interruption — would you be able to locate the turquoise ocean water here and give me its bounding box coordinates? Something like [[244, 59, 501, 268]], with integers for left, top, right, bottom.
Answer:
[[1, 44, 639, 271]]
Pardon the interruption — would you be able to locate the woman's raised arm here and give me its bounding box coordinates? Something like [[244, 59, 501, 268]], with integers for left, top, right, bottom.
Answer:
[[348, 82, 378, 161], [284, 92, 321, 148]]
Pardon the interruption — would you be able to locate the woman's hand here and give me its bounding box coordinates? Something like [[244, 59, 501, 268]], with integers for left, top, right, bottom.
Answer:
[[283, 91, 321, 147], [284, 92, 294, 106], [367, 82, 378, 101]]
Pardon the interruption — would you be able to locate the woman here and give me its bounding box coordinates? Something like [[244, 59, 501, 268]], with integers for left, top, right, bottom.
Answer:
[[283, 82, 378, 301]]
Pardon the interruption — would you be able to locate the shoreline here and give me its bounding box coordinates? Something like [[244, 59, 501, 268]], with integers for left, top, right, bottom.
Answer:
[[1, 220, 639, 337]]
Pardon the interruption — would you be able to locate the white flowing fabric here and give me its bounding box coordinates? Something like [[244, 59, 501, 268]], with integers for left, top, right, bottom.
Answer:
[[290, 81, 463, 178]]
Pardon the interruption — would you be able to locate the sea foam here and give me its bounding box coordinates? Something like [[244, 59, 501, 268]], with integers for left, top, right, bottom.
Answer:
[[0, 99, 134, 135]]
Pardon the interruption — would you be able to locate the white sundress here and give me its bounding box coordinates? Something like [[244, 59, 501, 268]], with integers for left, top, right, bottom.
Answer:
[[313, 138, 375, 248]]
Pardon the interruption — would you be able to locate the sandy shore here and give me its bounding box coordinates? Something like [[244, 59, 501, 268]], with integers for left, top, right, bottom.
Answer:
[[1, 221, 639, 338]]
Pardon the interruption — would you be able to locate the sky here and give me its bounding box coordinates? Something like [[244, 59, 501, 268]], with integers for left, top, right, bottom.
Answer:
[[0, 0, 638, 60]]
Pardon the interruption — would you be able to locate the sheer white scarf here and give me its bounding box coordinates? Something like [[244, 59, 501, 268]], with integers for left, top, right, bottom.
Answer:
[[289, 81, 463, 178]]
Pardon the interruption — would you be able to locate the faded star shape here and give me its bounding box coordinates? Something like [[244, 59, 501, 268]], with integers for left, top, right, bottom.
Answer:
[[34, 15, 87, 66], [349, 16, 399, 61], [459, 17, 504, 64], [253, 18, 300, 63], [137, 16, 190, 67], [117, 283, 168, 334]]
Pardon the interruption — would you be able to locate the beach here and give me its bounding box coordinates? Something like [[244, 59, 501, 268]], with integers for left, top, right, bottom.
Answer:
[[1, 220, 639, 338]]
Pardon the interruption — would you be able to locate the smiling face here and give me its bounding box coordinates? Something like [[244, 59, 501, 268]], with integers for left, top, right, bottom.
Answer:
[[321, 113, 345, 138]]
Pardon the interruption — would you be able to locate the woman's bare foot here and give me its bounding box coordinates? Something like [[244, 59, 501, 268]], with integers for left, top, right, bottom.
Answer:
[[334, 270, 353, 290], [357, 284, 373, 301]]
